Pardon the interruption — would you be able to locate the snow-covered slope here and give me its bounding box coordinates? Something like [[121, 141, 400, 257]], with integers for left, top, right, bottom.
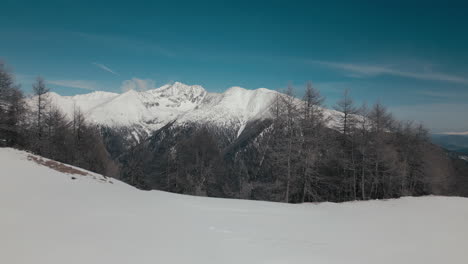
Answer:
[[177, 87, 279, 133], [90, 82, 207, 130], [27, 82, 340, 137], [40, 90, 119, 118], [1, 147, 468, 264]]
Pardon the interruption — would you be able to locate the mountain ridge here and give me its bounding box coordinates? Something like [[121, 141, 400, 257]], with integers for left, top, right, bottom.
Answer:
[[29, 82, 341, 141]]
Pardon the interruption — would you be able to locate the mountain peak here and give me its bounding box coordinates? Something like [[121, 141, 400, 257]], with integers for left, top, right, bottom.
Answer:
[[155, 82, 206, 98], [225, 86, 248, 94], [122, 89, 139, 96]]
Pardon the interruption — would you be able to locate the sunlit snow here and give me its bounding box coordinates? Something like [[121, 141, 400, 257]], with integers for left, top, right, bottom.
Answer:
[[1, 148, 467, 264]]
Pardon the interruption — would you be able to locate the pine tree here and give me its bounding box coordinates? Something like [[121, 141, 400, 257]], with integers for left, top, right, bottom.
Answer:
[[32, 76, 50, 153], [299, 82, 326, 202], [0, 61, 25, 147]]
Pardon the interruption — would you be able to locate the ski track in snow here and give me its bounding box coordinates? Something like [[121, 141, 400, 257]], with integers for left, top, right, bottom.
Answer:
[[1, 147, 468, 264]]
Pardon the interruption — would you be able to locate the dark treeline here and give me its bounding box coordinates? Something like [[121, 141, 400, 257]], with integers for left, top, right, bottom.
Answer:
[[268, 84, 432, 202], [122, 83, 461, 203], [0, 61, 118, 177]]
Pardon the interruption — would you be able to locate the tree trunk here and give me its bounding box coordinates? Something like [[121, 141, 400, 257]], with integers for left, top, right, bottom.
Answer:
[[361, 153, 366, 200], [285, 122, 293, 203]]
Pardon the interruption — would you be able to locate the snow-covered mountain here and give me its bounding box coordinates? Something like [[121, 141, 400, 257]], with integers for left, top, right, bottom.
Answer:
[[28, 82, 340, 139], [431, 133, 468, 155], [177, 86, 279, 136], [1, 147, 467, 264], [438, 131, 468, 136]]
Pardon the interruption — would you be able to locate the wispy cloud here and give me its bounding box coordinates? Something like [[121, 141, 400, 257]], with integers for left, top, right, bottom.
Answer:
[[76, 32, 174, 57], [92, 62, 119, 75], [415, 90, 468, 99], [121, 78, 157, 92], [47, 80, 97, 91], [311, 61, 468, 85]]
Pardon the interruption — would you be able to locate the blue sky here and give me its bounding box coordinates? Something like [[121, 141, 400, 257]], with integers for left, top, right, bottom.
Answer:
[[1, 0, 468, 132]]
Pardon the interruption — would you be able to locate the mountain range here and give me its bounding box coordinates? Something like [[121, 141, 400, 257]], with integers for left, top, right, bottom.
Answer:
[[31, 82, 341, 142], [431, 134, 468, 155]]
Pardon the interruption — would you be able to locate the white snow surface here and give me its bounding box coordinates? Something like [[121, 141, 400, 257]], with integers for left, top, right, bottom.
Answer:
[[1, 147, 468, 264], [27, 82, 341, 136]]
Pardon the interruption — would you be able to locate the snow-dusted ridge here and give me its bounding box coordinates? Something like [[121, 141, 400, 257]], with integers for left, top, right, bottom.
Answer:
[[1, 147, 467, 264], [28, 82, 341, 138], [437, 131, 468, 136]]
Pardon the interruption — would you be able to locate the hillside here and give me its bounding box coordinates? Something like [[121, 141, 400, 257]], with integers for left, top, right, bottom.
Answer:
[[1, 147, 467, 264]]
